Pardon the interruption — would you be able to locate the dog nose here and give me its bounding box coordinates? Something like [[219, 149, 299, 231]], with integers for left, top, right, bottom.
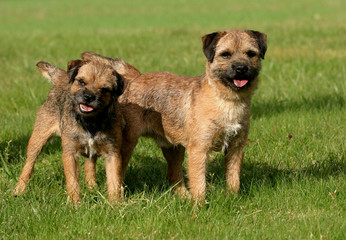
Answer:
[[83, 92, 95, 102], [235, 65, 248, 74]]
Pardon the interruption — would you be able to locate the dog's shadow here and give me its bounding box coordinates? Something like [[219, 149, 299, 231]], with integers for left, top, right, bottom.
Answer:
[[4, 131, 343, 197], [124, 155, 169, 194], [0, 136, 62, 165], [92, 153, 170, 195], [208, 152, 345, 196], [251, 93, 344, 119], [98, 148, 344, 196]]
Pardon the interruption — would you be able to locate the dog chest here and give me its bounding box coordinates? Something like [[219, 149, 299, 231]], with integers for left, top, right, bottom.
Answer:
[[73, 132, 111, 158], [211, 100, 249, 151], [86, 138, 96, 158]]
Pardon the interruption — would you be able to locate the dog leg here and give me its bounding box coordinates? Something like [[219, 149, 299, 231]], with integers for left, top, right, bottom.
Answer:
[[62, 136, 81, 203], [120, 142, 136, 179], [187, 142, 209, 203], [161, 145, 189, 197], [120, 128, 140, 183], [105, 151, 123, 203], [13, 113, 58, 195], [84, 156, 97, 188], [62, 152, 80, 203], [225, 147, 244, 195]]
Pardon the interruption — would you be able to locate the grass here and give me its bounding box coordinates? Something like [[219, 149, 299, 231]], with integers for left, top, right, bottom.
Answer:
[[0, 0, 345, 239]]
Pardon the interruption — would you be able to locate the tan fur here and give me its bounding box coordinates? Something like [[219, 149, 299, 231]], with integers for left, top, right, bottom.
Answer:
[[81, 51, 141, 83], [115, 29, 267, 202], [13, 57, 126, 203], [15, 29, 267, 204]]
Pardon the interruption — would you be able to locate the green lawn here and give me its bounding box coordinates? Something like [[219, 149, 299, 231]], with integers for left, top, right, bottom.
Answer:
[[0, 0, 345, 239]]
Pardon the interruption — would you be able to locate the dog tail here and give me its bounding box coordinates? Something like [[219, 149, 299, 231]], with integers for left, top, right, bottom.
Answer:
[[36, 61, 68, 85]]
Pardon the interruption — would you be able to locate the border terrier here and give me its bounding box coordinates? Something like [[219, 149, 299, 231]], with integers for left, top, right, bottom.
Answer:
[[13, 55, 127, 203], [110, 29, 267, 202]]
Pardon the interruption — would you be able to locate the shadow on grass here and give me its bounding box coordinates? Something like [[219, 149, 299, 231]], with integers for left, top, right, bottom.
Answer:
[[4, 135, 343, 196], [0, 137, 28, 164], [0, 136, 61, 166], [117, 150, 345, 196], [208, 151, 345, 195], [124, 156, 169, 194], [91, 154, 170, 195], [251, 93, 345, 119]]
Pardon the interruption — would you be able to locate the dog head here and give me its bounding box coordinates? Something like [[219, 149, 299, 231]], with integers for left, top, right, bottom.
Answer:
[[202, 29, 267, 94], [67, 59, 124, 117]]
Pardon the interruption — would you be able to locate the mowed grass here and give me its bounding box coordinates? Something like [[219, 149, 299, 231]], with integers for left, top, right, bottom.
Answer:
[[0, 0, 345, 239]]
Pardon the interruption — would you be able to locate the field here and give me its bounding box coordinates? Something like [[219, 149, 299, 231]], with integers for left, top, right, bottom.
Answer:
[[0, 0, 345, 239]]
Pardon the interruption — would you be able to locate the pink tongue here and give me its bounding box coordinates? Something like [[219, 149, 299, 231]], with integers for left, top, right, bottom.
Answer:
[[234, 79, 248, 88], [80, 104, 94, 112]]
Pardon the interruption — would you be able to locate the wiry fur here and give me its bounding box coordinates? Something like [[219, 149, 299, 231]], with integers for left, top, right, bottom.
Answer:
[[116, 29, 267, 202], [13, 56, 126, 203]]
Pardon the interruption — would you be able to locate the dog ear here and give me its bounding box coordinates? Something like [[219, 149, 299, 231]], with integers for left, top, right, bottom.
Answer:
[[202, 32, 220, 62], [36, 61, 67, 84], [113, 70, 124, 96], [110, 58, 141, 80], [67, 60, 82, 83], [202, 31, 227, 62], [81, 51, 111, 63], [81, 51, 97, 62], [246, 30, 267, 59]]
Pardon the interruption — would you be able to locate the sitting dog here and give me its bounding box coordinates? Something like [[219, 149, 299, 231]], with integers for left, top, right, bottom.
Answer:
[[13, 55, 128, 203]]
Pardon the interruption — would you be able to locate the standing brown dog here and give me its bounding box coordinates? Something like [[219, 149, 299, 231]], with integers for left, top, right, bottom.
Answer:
[[13, 56, 126, 203], [113, 29, 267, 202]]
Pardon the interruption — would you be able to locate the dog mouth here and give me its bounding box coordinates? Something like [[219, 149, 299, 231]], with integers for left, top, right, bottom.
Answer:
[[219, 64, 259, 90], [79, 103, 94, 113], [233, 79, 249, 88], [219, 76, 251, 91]]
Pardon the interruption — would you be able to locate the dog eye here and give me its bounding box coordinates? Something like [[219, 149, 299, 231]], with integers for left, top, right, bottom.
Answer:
[[77, 79, 86, 86], [220, 52, 232, 59], [246, 51, 257, 58]]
